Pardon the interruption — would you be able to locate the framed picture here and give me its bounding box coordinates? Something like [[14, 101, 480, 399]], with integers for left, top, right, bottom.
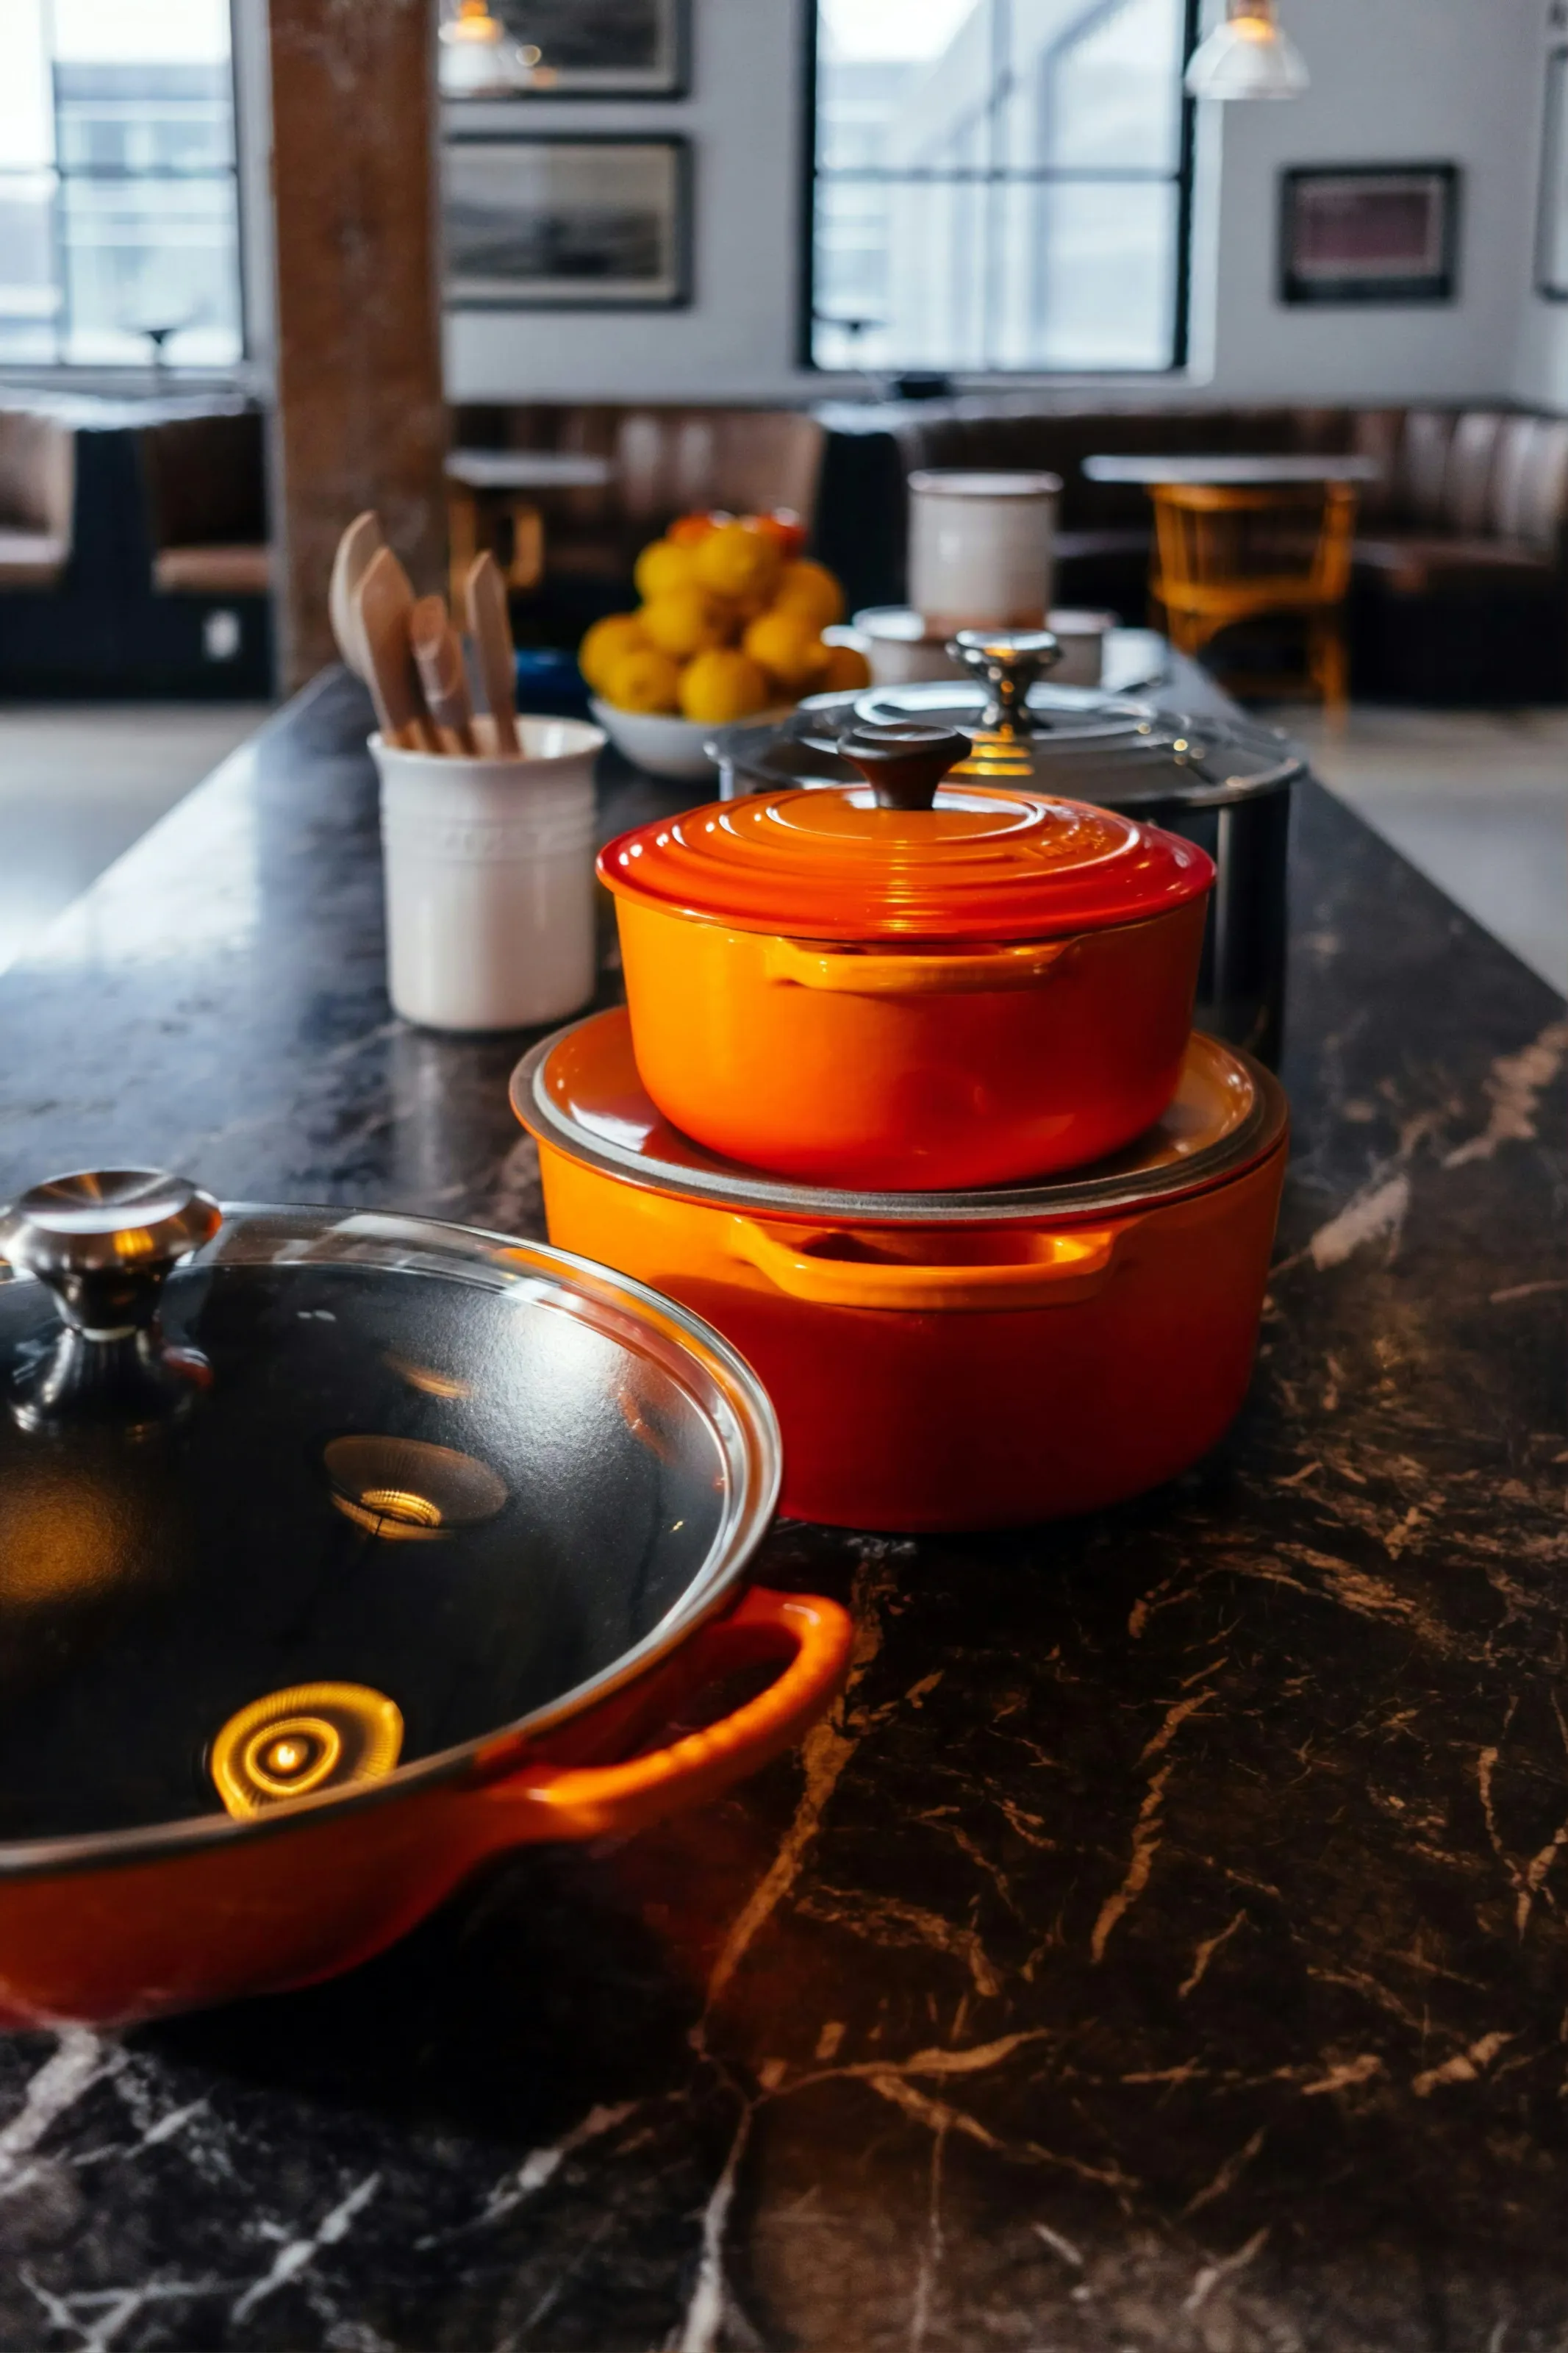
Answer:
[[444, 137, 691, 310], [488, 0, 689, 97], [1279, 165, 1460, 306], [1536, 50, 1568, 300]]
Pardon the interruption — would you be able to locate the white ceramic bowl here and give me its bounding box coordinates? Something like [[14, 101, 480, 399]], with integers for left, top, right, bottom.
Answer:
[[590, 699, 722, 782]]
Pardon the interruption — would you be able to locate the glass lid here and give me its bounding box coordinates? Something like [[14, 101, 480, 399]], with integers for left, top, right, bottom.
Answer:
[[513, 1009, 1289, 1227], [710, 629, 1303, 813], [0, 1172, 779, 1854], [599, 718, 1213, 943]]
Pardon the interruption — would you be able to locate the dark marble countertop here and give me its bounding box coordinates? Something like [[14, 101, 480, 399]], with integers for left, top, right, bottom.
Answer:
[[0, 668, 1563, 2351]]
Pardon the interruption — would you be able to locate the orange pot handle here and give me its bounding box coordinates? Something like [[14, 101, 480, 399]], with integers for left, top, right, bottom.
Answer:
[[762, 934, 1073, 996], [472, 1588, 852, 1842], [730, 1215, 1125, 1312]]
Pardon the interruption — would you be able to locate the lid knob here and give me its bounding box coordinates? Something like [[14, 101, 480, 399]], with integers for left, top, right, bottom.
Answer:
[[0, 1169, 221, 1336], [948, 628, 1062, 736], [840, 722, 971, 812]]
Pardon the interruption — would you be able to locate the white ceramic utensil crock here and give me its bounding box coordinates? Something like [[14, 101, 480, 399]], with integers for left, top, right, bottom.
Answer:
[[371, 718, 603, 1032]]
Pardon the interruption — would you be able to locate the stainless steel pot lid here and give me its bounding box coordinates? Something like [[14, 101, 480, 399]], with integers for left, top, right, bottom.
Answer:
[[0, 1174, 780, 1847], [710, 629, 1303, 812], [514, 1010, 1289, 1229]]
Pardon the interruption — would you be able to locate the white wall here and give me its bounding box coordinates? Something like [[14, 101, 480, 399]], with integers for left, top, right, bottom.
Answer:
[[1194, 0, 1541, 404], [1513, 5, 1568, 407], [431, 0, 1549, 413], [444, 0, 808, 403], [233, 0, 274, 385]]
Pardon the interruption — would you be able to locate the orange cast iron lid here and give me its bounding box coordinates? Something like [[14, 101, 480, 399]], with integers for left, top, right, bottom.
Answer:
[[598, 736, 1214, 946]]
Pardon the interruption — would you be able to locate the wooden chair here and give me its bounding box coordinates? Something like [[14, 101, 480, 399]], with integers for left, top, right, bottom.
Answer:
[[1149, 480, 1358, 714]]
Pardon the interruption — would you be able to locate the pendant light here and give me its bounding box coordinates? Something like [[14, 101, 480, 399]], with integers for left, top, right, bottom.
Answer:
[[438, 1, 551, 99], [1184, 0, 1309, 99]]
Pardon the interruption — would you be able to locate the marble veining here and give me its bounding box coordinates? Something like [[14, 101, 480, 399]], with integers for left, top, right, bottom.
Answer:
[[0, 668, 1561, 2349]]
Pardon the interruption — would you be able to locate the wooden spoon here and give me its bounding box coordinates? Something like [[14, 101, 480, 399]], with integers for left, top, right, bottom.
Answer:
[[328, 510, 384, 681], [409, 596, 478, 755], [353, 549, 439, 752], [462, 551, 520, 755]]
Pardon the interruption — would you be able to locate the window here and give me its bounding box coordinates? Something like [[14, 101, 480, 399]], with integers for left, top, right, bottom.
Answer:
[[0, 0, 241, 369], [809, 0, 1198, 376]]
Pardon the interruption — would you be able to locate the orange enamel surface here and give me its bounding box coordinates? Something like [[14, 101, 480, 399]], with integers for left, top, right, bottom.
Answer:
[[0, 1588, 851, 2029], [535, 1135, 1287, 1533], [615, 890, 1209, 1188]]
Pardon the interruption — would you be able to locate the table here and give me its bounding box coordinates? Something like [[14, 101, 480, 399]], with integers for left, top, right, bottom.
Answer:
[[0, 665, 1563, 2349], [1084, 452, 1384, 485], [444, 450, 615, 492], [445, 446, 614, 606]]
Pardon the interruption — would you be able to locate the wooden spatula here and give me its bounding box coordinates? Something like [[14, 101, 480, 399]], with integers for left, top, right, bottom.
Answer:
[[462, 551, 520, 755], [354, 549, 439, 752], [328, 510, 384, 681], [409, 596, 478, 755]]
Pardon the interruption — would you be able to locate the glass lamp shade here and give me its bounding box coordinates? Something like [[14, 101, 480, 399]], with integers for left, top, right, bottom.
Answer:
[[1185, 1, 1309, 99], [438, 3, 544, 99]]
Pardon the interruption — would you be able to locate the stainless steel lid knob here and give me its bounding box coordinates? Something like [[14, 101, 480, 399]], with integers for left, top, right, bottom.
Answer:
[[0, 1171, 221, 1430], [1, 1170, 221, 1337], [948, 628, 1062, 736]]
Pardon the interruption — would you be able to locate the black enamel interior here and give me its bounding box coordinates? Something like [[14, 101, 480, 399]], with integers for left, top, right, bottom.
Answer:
[[0, 1255, 730, 1840]]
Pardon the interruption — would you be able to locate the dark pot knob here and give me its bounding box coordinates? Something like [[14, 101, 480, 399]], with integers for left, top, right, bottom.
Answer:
[[840, 722, 971, 811], [0, 1171, 221, 1429], [948, 628, 1062, 735]]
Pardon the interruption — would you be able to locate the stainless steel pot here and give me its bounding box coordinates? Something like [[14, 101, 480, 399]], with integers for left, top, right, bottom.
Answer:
[[709, 629, 1305, 1067]]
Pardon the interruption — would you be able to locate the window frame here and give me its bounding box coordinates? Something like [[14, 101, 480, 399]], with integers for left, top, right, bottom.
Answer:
[[798, 0, 1202, 379], [0, 0, 246, 374]]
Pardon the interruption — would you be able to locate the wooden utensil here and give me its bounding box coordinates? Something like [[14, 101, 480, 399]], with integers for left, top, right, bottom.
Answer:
[[409, 596, 478, 756], [328, 511, 384, 682], [353, 549, 439, 753], [462, 552, 520, 755]]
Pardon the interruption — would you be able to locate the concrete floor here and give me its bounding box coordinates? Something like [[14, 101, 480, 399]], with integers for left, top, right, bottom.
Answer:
[[0, 699, 1561, 999], [1270, 704, 1568, 996], [0, 704, 271, 973]]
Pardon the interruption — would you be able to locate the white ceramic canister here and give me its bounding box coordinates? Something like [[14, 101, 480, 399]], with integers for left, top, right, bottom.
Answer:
[[906, 469, 1062, 635], [371, 718, 604, 1032]]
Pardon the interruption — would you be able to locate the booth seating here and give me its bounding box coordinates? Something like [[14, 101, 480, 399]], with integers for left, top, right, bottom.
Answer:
[[140, 412, 272, 597], [447, 403, 826, 637], [811, 400, 1568, 704], [0, 400, 272, 699], [0, 412, 74, 590]]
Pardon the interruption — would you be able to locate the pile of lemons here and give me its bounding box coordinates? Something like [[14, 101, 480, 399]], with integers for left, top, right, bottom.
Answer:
[[579, 513, 870, 726]]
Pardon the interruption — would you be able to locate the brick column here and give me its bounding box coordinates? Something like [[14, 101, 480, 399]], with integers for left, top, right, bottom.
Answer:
[[267, 0, 447, 690]]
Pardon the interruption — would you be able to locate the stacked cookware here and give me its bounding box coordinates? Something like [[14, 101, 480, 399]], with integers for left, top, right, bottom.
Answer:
[[514, 700, 1289, 1535]]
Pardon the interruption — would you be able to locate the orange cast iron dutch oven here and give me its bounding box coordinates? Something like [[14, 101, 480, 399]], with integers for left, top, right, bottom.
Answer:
[[598, 723, 1214, 1190], [514, 1010, 1289, 1532], [0, 1170, 850, 2028]]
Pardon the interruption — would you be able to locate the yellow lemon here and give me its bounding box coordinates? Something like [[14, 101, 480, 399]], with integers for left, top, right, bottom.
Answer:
[[742, 609, 831, 693], [678, 649, 773, 725], [694, 521, 784, 604], [632, 538, 699, 601], [605, 645, 682, 714], [578, 612, 647, 694], [772, 558, 845, 629], [815, 640, 872, 692], [640, 586, 726, 660]]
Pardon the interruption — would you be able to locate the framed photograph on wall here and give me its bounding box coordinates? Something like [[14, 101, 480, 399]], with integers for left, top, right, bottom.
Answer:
[[1279, 165, 1460, 305], [445, 137, 691, 309], [1536, 49, 1568, 299], [488, 0, 690, 97]]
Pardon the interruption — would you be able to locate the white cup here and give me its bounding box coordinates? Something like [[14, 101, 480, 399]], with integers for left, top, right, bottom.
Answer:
[[370, 718, 604, 1033], [906, 469, 1062, 635]]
